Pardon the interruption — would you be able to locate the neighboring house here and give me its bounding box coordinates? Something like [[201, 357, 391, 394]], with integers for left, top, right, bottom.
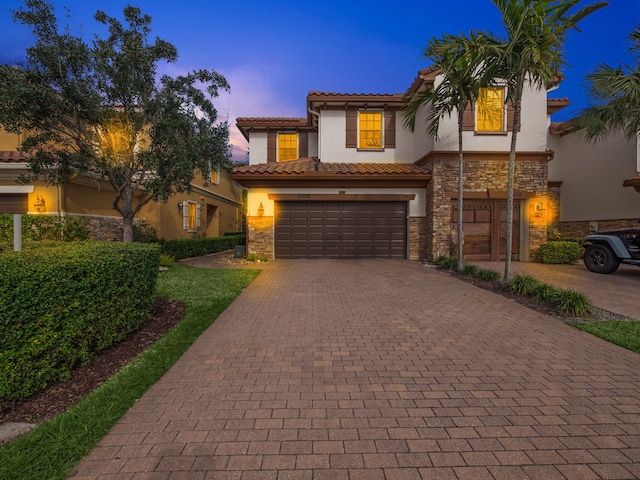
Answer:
[[0, 130, 245, 241], [548, 122, 639, 237], [233, 66, 639, 261]]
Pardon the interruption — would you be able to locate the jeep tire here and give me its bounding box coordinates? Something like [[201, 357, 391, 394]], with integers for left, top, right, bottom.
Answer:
[[584, 243, 621, 274]]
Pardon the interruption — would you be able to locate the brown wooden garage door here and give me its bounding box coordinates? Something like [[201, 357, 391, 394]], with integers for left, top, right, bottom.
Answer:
[[275, 201, 407, 259], [452, 199, 520, 261]]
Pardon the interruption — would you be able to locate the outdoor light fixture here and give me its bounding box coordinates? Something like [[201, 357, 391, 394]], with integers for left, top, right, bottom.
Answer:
[[534, 202, 546, 217], [33, 195, 45, 213], [177, 201, 183, 214], [257, 202, 264, 216]]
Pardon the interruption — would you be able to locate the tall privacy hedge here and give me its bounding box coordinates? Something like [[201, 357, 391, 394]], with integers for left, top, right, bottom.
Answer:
[[161, 234, 245, 260], [0, 242, 160, 400]]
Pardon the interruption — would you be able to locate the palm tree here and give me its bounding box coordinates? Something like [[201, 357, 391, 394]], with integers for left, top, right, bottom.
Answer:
[[484, 0, 608, 283], [577, 25, 640, 141], [403, 34, 482, 271]]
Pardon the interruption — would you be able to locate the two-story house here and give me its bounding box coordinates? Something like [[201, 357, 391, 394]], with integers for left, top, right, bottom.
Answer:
[[233, 66, 562, 261], [234, 65, 640, 261], [0, 129, 245, 241]]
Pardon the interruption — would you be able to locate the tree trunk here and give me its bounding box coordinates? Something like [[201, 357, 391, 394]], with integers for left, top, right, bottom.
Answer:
[[120, 187, 135, 243], [503, 98, 521, 283]]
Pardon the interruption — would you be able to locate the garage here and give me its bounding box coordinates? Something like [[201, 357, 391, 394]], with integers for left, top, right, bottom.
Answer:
[[275, 201, 407, 259]]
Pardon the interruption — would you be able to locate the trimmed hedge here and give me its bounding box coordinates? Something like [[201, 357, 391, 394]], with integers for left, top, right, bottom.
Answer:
[[535, 240, 581, 264], [0, 242, 160, 400], [161, 234, 245, 260], [0, 214, 90, 244]]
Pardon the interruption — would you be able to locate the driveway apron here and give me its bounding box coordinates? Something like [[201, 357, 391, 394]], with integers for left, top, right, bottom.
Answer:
[[70, 259, 640, 480]]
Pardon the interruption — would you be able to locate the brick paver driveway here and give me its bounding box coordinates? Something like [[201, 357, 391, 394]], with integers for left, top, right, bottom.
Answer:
[[71, 259, 640, 480]]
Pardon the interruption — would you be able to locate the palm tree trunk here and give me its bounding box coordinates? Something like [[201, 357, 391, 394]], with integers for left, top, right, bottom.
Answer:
[[456, 107, 465, 272], [503, 97, 521, 283]]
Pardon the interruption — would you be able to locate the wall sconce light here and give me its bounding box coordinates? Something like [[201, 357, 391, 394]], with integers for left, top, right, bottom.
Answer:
[[34, 195, 45, 213], [177, 201, 183, 214], [534, 202, 546, 217], [257, 202, 264, 216]]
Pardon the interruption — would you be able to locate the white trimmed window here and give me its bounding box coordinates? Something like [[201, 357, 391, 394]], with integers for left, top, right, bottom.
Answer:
[[183, 201, 201, 232], [211, 165, 221, 184]]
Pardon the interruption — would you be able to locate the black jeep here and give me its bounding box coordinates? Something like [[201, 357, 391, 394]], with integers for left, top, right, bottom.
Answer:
[[582, 228, 640, 274]]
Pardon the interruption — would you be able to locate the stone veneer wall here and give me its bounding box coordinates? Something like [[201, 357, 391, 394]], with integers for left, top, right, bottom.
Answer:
[[423, 156, 549, 261], [80, 215, 143, 241], [409, 217, 427, 261], [247, 216, 274, 258], [557, 219, 640, 239]]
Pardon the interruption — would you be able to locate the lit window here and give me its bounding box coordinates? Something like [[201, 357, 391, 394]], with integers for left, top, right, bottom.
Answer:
[[476, 87, 505, 133], [211, 165, 220, 184], [183, 201, 200, 232], [278, 133, 298, 162], [358, 111, 383, 149]]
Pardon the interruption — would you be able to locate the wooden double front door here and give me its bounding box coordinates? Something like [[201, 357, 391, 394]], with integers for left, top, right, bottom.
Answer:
[[452, 199, 520, 261]]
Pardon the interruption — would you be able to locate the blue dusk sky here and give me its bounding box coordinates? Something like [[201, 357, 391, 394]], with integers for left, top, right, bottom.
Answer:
[[0, 0, 637, 162]]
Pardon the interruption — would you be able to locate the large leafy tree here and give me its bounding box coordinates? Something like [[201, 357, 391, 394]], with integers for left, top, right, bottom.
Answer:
[[404, 34, 483, 271], [577, 25, 640, 141], [0, 0, 231, 242], [484, 0, 607, 282]]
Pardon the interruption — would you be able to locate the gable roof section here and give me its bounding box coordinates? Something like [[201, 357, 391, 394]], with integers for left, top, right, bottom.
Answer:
[[231, 158, 431, 188]]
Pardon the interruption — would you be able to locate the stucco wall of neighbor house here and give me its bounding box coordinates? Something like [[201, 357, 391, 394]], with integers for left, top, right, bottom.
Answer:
[[549, 129, 639, 227], [422, 156, 549, 262]]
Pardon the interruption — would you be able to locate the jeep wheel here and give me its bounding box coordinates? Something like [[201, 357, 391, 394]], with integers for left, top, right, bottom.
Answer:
[[584, 244, 620, 274]]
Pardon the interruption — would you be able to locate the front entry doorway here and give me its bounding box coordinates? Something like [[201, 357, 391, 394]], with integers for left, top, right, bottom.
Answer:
[[452, 199, 520, 261]]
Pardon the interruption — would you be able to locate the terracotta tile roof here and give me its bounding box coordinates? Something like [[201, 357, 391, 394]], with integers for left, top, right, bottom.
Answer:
[[232, 158, 431, 176], [0, 150, 30, 163], [235, 117, 308, 126], [547, 98, 570, 115]]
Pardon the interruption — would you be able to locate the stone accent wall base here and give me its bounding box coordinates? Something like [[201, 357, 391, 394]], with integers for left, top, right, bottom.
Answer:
[[247, 216, 274, 259]]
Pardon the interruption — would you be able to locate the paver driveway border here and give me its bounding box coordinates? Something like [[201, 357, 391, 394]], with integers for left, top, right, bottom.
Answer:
[[70, 259, 640, 480]]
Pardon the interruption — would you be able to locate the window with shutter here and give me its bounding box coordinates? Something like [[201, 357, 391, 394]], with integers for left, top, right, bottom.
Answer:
[[358, 111, 383, 149], [476, 87, 505, 133], [278, 133, 298, 161]]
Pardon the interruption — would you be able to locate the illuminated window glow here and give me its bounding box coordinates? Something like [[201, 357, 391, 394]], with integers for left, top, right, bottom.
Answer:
[[278, 133, 298, 162], [476, 87, 505, 132], [358, 111, 383, 149]]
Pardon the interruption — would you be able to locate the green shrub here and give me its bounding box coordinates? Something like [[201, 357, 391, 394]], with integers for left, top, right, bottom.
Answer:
[[0, 214, 90, 243], [436, 255, 458, 270], [550, 289, 595, 317], [463, 264, 480, 276], [133, 223, 159, 243], [474, 268, 500, 282], [161, 234, 245, 260], [159, 253, 175, 267], [508, 274, 544, 296], [0, 242, 160, 400], [531, 282, 559, 302], [535, 241, 581, 264]]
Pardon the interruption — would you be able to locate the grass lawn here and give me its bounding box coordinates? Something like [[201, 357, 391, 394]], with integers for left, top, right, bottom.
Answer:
[[570, 320, 640, 355], [0, 264, 260, 480]]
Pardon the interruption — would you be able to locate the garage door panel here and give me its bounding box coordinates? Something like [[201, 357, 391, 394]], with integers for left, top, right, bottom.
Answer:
[[275, 201, 407, 259]]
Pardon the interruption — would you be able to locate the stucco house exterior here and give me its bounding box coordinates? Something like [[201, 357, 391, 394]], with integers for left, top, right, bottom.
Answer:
[[232, 66, 639, 261], [0, 129, 245, 241]]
